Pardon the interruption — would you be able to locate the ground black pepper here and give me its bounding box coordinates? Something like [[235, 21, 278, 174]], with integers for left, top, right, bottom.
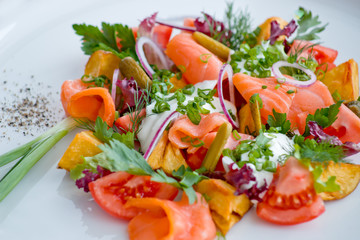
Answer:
[[0, 75, 63, 140]]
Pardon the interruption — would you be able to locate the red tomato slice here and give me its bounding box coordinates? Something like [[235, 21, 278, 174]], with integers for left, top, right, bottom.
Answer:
[[89, 171, 179, 220], [152, 25, 173, 49], [256, 157, 325, 225], [290, 40, 338, 72]]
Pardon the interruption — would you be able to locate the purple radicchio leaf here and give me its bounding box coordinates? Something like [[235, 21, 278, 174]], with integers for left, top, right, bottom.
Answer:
[[343, 142, 360, 157], [308, 121, 343, 145], [138, 12, 158, 38], [116, 77, 145, 113], [239, 181, 268, 202], [269, 19, 298, 45], [194, 12, 231, 42], [75, 166, 112, 192], [225, 163, 268, 201], [308, 121, 360, 157], [282, 39, 292, 54], [137, 12, 173, 68]]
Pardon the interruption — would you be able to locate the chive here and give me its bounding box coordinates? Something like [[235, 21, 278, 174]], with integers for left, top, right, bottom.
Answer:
[[261, 85, 267, 89], [275, 84, 281, 90], [199, 53, 212, 63], [286, 90, 295, 94], [0, 130, 68, 202], [0, 117, 76, 167], [178, 65, 186, 73], [232, 130, 241, 140]]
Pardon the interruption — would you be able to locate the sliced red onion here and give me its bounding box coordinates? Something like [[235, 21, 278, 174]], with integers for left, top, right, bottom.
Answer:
[[135, 36, 170, 78], [271, 61, 316, 87], [111, 69, 120, 103], [155, 20, 196, 32], [143, 111, 180, 160], [217, 63, 239, 128]]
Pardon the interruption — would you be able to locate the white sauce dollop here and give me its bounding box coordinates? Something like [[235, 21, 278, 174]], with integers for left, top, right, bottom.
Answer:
[[137, 80, 237, 154], [222, 133, 294, 193]]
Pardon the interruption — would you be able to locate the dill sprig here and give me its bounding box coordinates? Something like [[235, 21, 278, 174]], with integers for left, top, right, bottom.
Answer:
[[224, 2, 253, 49]]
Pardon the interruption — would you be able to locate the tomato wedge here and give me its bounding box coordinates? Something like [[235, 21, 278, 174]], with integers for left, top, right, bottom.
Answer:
[[290, 40, 338, 72], [89, 171, 179, 220], [256, 157, 325, 225]]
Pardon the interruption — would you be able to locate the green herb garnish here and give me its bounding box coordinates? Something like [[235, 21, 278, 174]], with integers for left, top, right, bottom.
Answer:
[[73, 23, 137, 60]]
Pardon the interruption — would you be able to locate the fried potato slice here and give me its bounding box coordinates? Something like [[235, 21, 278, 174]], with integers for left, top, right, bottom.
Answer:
[[147, 131, 169, 169], [195, 179, 252, 235], [256, 17, 288, 45], [321, 59, 359, 102], [169, 75, 188, 92], [319, 161, 360, 201], [161, 142, 188, 175], [85, 50, 121, 79], [58, 130, 102, 171], [238, 103, 255, 135]]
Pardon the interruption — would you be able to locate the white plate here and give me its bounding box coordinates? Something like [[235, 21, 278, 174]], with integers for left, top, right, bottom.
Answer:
[[0, 0, 360, 239]]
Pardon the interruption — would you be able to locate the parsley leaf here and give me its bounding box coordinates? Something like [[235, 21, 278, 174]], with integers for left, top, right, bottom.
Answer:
[[295, 7, 328, 41], [293, 135, 345, 164], [93, 117, 135, 149], [74, 139, 207, 204], [267, 109, 291, 134], [303, 101, 342, 136], [73, 22, 137, 60]]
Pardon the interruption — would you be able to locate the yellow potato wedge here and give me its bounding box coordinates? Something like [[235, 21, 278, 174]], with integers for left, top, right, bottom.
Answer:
[[169, 76, 188, 92], [195, 179, 252, 235], [319, 161, 360, 201], [238, 103, 255, 135], [147, 131, 169, 169], [256, 17, 288, 45], [58, 130, 103, 171], [85, 50, 121, 79], [161, 142, 188, 175], [321, 59, 359, 102]]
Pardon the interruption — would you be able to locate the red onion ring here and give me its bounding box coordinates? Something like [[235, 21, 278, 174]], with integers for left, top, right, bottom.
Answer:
[[217, 63, 239, 128], [111, 69, 120, 103], [271, 61, 316, 87], [143, 111, 180, 160], [155, 20, 196, 32], [135, 37, 170, 78]]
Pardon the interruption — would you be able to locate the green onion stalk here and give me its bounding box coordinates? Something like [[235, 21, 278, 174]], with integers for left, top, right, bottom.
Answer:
[[0, 117, 76, 202]]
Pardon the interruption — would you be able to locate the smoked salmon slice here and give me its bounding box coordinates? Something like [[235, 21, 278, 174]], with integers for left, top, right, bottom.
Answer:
[[233, 73, 360, 143], [233, 73, 297, 123], [168, 113, 228, 151], [126, 193, 216, 240], [165, 33, 223, 84], [61, 79, 115, 126], [187, 131, 254, 154], [115, 109, 146, 132]]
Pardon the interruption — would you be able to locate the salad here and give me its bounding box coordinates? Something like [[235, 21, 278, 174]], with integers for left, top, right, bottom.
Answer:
[[1, 1, 360, 239]]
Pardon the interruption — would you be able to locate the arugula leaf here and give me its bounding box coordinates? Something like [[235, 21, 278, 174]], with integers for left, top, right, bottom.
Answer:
[[303, 101, 342, 136], [73, 22, 137, 60], [295, 7, 328, 41], [267, 109, 291, 134]]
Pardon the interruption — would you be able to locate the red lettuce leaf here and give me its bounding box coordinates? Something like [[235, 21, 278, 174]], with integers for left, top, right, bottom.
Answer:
[[225, 163, 267, 201], [269, 19, 297, 45], [308, 121, 359, 157], [75, 166, 112, 192], [308, 121, 343, 145], [194, 12, 231, 42], [138, 12, 158, 38], [116, 77, 145, 113]]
